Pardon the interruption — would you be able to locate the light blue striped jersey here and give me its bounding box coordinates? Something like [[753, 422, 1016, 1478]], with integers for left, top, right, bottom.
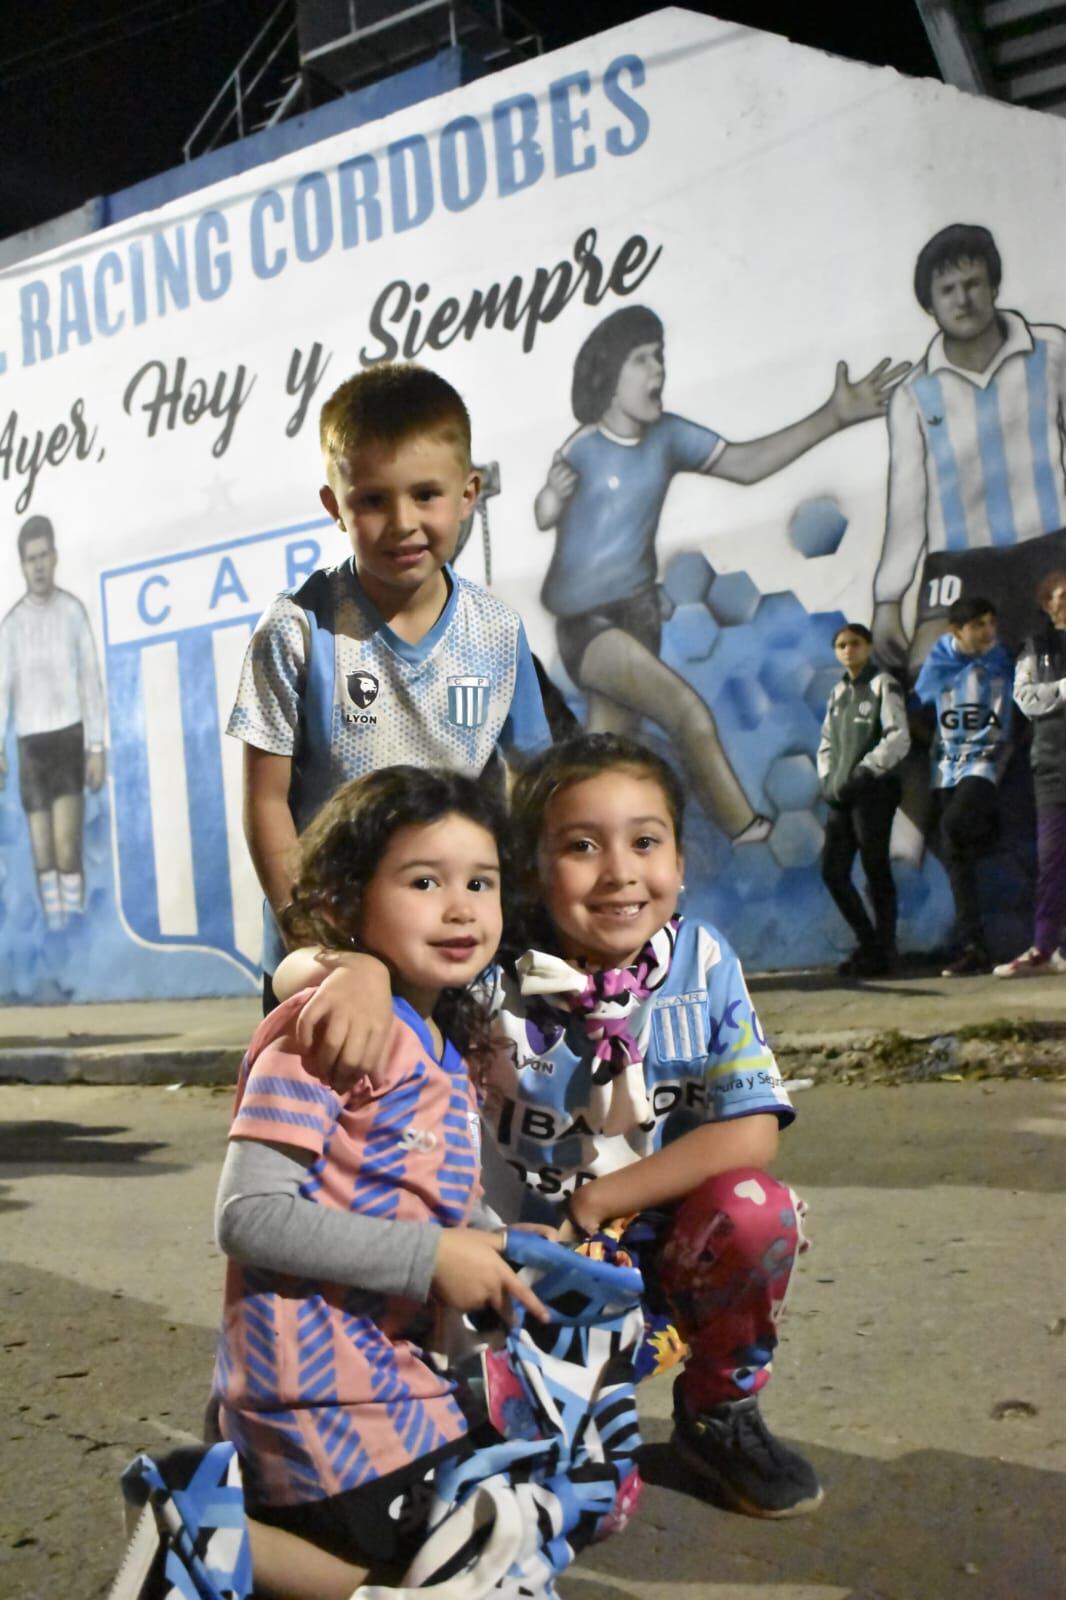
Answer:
[[875, 311, 1066, 603], [914, 633, 1015, 787]]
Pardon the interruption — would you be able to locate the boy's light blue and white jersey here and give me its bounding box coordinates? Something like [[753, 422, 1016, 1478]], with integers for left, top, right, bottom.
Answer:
[[480, 917, 793, 1219], [229, 559, 550, 824], [227, 559, 551, 967], [914, 634, 1015, 788]]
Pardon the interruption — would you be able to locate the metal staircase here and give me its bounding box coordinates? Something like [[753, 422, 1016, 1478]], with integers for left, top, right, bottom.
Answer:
[[184, 0, 541, 162], [917, 0, 1066, 115]]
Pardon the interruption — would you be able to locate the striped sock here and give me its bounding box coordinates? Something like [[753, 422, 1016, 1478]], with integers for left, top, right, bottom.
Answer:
[[59, 871, 84, 915], [38, 869, 64, 930]]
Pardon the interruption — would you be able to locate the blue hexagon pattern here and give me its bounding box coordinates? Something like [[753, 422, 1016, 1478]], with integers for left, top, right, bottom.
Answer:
[[789, 496, 848, 558]]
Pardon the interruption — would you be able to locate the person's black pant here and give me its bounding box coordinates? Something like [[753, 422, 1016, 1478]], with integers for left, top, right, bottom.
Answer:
[[821, 775, 901, 954], [935, 776, 1001, 950]]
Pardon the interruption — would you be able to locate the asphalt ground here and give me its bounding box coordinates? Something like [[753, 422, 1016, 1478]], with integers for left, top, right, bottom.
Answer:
[[1, 967, 1064, 1599]]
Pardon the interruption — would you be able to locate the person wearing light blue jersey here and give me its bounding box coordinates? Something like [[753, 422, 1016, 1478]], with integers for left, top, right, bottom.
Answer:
[[228, 364, 551, 1010], [874, 224, 1066, 677], [914, 596, 1015, 976]]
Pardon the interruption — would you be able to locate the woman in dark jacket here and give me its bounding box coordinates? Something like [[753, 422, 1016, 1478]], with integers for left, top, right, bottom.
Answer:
[[995, 571, 1066, 977], [817, 623, 910, 977]]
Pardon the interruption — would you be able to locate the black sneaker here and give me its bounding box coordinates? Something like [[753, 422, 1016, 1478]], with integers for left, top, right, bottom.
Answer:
[[941, 943, 991, 978], [671, 1383, 823, 1518]]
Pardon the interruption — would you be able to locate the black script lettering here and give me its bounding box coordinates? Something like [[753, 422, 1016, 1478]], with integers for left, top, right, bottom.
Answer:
[[361, 225, 663, 364], [123, 356, 255, 457], [285, 342, 332, 438], [0, 398, 98, 514]]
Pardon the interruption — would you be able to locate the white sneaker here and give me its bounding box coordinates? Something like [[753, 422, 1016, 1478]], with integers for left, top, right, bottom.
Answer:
[[992, 947, 1066, 978]]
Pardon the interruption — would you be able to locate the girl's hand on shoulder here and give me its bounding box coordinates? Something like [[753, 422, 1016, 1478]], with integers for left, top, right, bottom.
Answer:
[[292, 955, 397, 1090], [431, 1229, 550, 1324]]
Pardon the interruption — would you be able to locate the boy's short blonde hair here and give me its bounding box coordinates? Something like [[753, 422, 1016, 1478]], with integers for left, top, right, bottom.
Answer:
[[320, 362, 472, 470]]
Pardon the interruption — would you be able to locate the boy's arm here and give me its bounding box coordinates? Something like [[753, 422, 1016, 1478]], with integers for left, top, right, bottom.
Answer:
[[712, 357, 909, 486], [273, 948, 397, 1087], [873, 384, 927, 670], [816, 697, 833, 784], [499, 622, 553, 759], [566, 1113, 779, 1235], [243, 744, 299, 930], [859, 675, 911, 776]]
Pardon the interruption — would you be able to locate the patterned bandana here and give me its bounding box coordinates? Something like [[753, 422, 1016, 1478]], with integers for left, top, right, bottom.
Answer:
[[515, 918, 680, 1138]]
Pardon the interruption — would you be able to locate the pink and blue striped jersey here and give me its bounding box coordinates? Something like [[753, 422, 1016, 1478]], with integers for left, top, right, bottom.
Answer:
[[214, 993, 481, 1507]]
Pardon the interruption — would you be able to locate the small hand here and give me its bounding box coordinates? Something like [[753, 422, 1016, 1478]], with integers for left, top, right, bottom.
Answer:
[[560, 1186, 603, 1241], [294, 959, 397, 1090], [85, 750, 106, 792], [829, 357, 911, 427], [546, 453, 578, 501], [431, 1229, 550, 1323], [508, 1221, 562, 1243]]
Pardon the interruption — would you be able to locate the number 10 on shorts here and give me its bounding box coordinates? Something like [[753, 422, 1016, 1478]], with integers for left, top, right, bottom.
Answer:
[[927, 574, 961, 608]]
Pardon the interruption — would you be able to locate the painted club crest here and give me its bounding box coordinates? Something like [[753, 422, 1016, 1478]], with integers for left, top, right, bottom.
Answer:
[[347, 671, 379, 709]]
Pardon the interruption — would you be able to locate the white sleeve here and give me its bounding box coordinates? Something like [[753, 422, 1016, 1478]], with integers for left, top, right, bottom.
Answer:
[[225, 596, 310, 755], [816, 700, 832, 782], [858, 674, 911, 776], [1014, 649, 1066, 719], [874, 384, 928, 605], [74, 602, 106, 748], [0, 618, 12, 737]]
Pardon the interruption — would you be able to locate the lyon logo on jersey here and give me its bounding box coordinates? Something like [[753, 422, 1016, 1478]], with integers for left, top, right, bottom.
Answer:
[[447, 674, 490, 727], [347, 671, 379, 709]]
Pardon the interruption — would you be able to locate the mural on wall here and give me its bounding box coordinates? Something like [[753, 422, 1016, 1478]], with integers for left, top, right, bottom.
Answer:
[[533, 303, 905, 845], [0, 516, 106, 929], [0, 6, 1061, 999], [873, 222, 1066, 676]]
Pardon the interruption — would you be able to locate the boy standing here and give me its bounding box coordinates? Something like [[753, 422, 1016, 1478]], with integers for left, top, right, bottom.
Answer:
[[914, 597, 1015, 976], [228, 364, 551, 1007]]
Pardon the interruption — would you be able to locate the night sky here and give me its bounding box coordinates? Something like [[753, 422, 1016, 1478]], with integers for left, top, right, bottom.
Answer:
[[0, 1, 939, 240]]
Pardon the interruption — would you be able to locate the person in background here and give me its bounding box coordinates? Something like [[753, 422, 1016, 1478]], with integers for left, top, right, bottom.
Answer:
[[817, 623, 910, 977], [995, 570, 1066, 976], [914, 597, 1015, 977]]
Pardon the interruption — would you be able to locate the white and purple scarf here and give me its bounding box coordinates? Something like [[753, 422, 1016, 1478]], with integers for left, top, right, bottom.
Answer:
[[515, 918, 679, 1138]]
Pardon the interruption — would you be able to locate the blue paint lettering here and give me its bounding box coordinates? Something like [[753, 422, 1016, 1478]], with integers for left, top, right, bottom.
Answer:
[[137, 574, 171, 626], [604, 55, 650, 156], [550, 71, 595, 176]]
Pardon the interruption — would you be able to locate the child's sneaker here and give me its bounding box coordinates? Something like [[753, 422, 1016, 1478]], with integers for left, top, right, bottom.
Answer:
[[993, 946, 1066, 978], [671, 1382, 823, 1518]]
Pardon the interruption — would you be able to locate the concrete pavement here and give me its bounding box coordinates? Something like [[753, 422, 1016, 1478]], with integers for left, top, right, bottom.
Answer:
[[1, 968, 1064, 1599], [3, 963, 1066, 1084]]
